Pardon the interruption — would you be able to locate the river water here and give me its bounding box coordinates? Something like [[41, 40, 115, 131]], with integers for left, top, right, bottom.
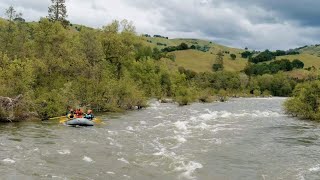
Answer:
[[0, 98, 320, 180]]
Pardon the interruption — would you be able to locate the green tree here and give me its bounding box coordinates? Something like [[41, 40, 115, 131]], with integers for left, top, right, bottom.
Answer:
[[292, 59, 304, 69], [285, 81, 320, 120], [212, 51, 224, 71], [230, 53, 236, 60], [1, 6, 22, 53], [48, 0, 69, 27]]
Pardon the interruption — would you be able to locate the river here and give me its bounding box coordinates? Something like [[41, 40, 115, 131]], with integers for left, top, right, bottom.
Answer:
[[0, 98, 320, 180]]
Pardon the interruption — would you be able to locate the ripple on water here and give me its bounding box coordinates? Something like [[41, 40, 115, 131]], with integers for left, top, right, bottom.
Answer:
[[309, 164, 320, 172], [57, 149, 71, 155], [2, 158, 15, 164], [118, 157, 130, 164], [174, 161, 203, 180], [83, 156, 94, 163]]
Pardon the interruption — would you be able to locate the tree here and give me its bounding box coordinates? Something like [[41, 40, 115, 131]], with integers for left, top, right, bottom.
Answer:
[[48, 0, 68, 27], [1, 6, 23, 56], [5, 6, 22, 22], [212, 51, 224, 71], [241, 51, 253, 58], [230, 54, 236, 60], [292, 59, 304, 69], [178, 43, 189, 50]]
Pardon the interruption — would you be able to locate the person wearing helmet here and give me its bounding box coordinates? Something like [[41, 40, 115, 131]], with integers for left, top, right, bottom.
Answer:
[[84, 109, 94, 121], [75, 108, 84, 118], [66, 108, 75, 119]]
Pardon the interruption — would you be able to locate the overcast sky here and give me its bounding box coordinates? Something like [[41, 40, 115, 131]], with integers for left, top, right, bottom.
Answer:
[[1, 0, 319, 50]]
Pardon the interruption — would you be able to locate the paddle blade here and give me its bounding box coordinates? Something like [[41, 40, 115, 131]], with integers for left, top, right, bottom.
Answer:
[[92, 118, 103, 124], [59, 117, 68, 124]]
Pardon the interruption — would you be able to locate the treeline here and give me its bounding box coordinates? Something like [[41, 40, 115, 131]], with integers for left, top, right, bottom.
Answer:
[[143, 34, 169, 39], [244, 59, 304, 76], [241, 50, 300, 63], [162, 43, 210, 53], [0, 12, 191, 119], [0, 4, 315, 122], [178, 67, 297, 98]]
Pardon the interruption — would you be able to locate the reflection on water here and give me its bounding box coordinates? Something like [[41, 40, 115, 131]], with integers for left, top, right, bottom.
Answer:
[[0, 98, 320, 180]]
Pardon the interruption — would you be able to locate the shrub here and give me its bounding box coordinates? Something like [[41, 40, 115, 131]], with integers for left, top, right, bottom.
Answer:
[[285, 81, 320, 120]]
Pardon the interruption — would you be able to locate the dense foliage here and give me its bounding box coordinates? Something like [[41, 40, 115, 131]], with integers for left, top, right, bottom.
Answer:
[[0, 16, 195, 119], [285, 81, 320, 121], [244, 59, 304, 76], [162, 43, 210, 53], [0, 6, 312, 121], [242, 49, 300, 63]]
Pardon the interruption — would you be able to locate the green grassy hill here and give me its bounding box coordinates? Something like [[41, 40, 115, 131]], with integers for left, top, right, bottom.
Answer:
[[142, 36, 248, 72], [298, 45, 320, 56], [142, 36, 320, 72]]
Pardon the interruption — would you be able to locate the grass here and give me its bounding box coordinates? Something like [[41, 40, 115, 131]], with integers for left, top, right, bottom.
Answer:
[[173, 50, 247, 72], [143, 36, 320, 72], [299, 45, 320, 56], [143, 36, 248, 72], [276, 53, 320, 69]]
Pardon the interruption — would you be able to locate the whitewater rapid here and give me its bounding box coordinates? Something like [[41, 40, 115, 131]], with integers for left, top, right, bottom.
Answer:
[[0, 98, 320, 180]]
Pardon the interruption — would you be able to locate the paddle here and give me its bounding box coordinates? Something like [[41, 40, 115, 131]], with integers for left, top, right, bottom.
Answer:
[[59, 117, 69, 124], [92, 117, 103, 124], [49, 116, 65, 120]]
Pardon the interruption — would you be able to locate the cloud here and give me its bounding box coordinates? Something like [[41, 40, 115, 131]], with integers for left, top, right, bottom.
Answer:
[[0, 0, 319, 50]]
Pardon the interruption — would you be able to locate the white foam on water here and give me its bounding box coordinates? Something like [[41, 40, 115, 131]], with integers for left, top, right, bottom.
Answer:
[[174, 121, 188, 131], [140, 121, 147, 125], [297, 170, 306, 180], [126, 126, 134, 131], [2, 158, 15, 164], [57, 149, 71, 155], [108, 137, 123, 148], [199, 111, 218, 121], [107, 171, 115, 175], [154, 116, 164, 119], [153, 148, 166, 156], [193, 122, 211, 130], [153, 148, 176, 158], [153, 123, 165, 128], [83, 156, 94, 163], [220, 111, 232, 118], [123, 175, 131, 178], [251, 110, 283, 118], [309, 164, 320, 172], [33, 148, 39, 152], [118, 157, 130, 164], [149, 101, 161, 110], [174, 161, 203, 180], [108, 130, 118, 135], [211, 127, 240, 133], [174, 135, 187, 143]]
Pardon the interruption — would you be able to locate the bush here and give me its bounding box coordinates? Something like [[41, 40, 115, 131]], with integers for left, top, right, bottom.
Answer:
[[285, 81, 320, 120], [230, 54, 236, 60], [212, 64, 223, 72]]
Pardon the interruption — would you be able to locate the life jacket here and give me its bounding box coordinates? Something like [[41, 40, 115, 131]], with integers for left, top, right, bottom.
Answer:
[[67, 113, 74, 119], [84, 113, 94, 120], [75, 109, 84, 118]]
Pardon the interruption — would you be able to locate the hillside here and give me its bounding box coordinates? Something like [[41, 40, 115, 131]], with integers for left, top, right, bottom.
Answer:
[[142, 36, 320, 73], [298, 45, 320, 56], [1, 15, 320, 73], [142, 36, 248, 72]]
